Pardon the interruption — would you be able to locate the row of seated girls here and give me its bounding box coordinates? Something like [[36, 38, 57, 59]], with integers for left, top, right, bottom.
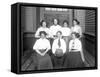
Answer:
[[33, 18, 85, 70]]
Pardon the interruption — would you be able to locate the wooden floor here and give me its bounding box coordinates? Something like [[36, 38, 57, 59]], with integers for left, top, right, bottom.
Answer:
[[21, 36, 95, 71], [21, 48, 95, 71]]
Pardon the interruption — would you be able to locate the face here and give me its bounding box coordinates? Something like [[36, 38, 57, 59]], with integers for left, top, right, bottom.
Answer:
[[73, 20, 77, 26], [72, 34, 76, 39], [64, 22, 68, 27], [40, 33, 45, 39], [54, 19, 58, 25], [42, 21, 46, 28], [57, 32, 62, 38]]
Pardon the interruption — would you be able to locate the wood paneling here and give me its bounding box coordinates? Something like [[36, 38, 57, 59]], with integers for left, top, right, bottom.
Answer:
[[83, 10, 96, 57], [21, 6, 37, 32], [84, 33, 96, 57], [85, 10, 96, 35]]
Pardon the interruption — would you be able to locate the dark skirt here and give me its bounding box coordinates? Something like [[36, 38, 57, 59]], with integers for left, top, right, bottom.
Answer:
[[33, 53, 53, 70], [65, 52, 84, 68], [50, 53, 67, 69]]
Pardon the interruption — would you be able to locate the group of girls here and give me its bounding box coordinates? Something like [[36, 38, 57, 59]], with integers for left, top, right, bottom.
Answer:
[[33, 18, 85, 70]]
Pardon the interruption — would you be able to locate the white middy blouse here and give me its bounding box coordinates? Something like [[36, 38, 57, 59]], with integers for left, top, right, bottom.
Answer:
[[69, 38, 82, 52]]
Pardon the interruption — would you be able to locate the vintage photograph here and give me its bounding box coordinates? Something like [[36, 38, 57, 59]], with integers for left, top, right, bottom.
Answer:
[[20, 6, 96, 71]]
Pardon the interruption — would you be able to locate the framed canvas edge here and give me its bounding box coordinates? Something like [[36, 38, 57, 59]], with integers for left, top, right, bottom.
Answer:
[[11, 2, 98, 74]]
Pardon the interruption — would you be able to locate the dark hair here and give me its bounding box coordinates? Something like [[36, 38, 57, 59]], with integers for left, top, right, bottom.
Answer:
[[63, 20, 69, 27], [52, 18, 59, 24], [39, 31, 47, 36], [40, 20, 47, 27], [56, 31, 62, 35], [71, 32, 80, 38], [73, 19, 80, 25]]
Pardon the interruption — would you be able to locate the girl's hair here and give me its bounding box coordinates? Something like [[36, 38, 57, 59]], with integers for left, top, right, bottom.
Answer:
[[63, 20, 69, 27], [73, 19, 80, 25], [56, 31, 62, 35], [40, 20, 47, 26], [39, 31, 47, 36], [52, 18, 60, 24], [71, 32, 80, 38]]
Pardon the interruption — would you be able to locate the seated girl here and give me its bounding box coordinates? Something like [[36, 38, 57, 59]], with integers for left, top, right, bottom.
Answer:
[[33, 31, 53, 70], [66, 32, 85, 68], [51, 31, 67, 69]]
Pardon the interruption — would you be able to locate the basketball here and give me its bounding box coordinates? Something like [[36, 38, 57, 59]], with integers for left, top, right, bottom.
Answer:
[[55, 49, 63, 57]]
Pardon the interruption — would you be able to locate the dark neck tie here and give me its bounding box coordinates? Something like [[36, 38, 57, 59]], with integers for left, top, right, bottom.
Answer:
[[58, 39, 61, 47]]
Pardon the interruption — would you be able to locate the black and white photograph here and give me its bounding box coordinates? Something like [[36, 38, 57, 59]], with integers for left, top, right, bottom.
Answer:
[[11, 3, 97, 74]]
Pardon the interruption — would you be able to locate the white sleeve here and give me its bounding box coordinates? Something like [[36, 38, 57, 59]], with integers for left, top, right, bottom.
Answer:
[[52, 40, 56, 54], [62, 40, 66, 53], [71, 27, 73, 33], [69, 28, 71, 36], [47, 28, 50, 35], [80, 27, 82, 36], [46, 28, 51, 38], [49, 26, 53, 37], [33, 40, 39, 50], [47, 40, 51, 50], [78, 26, 82, 36], [58, 26, 62, 32], [69, 40, 72, 51], [35, 28, 40, 37], [77, 40, 82, 51]]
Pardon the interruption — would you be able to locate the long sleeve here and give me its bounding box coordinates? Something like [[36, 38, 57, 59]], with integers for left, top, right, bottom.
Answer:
[[33, 40, 39, 50], [79, 27, 82, 37], [76, 40, 82, 51], [69, 40, 73, 51], [35, 28, 40, 38], [61, 40, 66, 53], [49, 26, 54, 37], [71, 27, 74, 33], [46, 40, 51, 50], [45, 28, 51, 38], [52, 40, 56, 54]]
